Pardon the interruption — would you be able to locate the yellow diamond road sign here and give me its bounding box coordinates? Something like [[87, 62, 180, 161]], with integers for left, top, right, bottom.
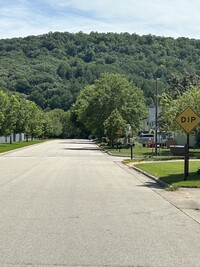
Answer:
[[176, 107, 200, 133], [116, 129, 123, 135]]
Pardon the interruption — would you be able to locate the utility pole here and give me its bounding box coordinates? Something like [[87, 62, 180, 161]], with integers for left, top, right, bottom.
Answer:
[[155, 78, 159, 156]]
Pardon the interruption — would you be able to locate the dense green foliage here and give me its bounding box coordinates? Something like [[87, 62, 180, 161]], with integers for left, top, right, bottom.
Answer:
[[160, 87, 200, 132], [158, 86, 200, 146], [0, 31, 200, 110], [72, 73, 147, 138], [104, 109, 126, 144], [0, 90, 75, 141], [1, 31, 200, 141]]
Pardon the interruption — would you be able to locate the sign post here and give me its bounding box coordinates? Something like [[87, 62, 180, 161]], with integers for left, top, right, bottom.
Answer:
[[184, 133, 189, 180], [175, 107, 200, 180], [127, 143, 134, 159]]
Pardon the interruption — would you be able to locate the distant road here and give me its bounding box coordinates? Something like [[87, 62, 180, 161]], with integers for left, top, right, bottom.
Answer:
[[0, 139, 200, 267]]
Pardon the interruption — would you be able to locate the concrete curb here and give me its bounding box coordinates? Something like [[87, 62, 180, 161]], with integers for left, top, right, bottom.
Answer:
[[129, 164, 170, 188], [106, 150, 130, 158], [106, 148, 170, 188]]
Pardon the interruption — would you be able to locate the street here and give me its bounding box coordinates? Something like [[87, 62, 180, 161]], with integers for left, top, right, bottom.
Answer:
[[0, 139, 200, 267]]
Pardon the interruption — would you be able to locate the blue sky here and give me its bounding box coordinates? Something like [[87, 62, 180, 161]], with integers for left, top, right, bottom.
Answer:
[[0, 0, 200, 39]]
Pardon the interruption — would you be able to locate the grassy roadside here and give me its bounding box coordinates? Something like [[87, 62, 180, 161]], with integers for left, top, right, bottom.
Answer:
[[133, 161, 200, 189], [105, 145, 170, 157], [0, 140, 47, 154], [101, 142, 200, 159], [103, 142, 200, 189]]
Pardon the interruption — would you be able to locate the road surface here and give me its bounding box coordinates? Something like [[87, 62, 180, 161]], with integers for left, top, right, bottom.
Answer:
[[0, 139, 200, 267]]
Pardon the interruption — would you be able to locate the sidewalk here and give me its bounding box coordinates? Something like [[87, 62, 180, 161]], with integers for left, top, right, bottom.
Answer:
[[160, 187, 200, 224], [119, 162, 200, 224]]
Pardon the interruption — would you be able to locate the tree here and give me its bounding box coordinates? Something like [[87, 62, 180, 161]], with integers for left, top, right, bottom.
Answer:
[[168, 74, 200, 99], [0, 93, 20, 143], [104, 109, 126, 145], [0, 90, 56, 141], [57, 62, 72, 79], [47, 109, 64, 137], [159, 87, 200, 144], [60, 110, 83, 138], [72, 73, 147, 137], [0, 90, 9, 129], [19, 100, 45, 140]]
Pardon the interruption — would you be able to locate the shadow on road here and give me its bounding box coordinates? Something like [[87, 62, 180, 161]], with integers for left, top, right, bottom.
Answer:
[[137, 181, 166, 190], [63, 147, 100, 151], [59, 140, 95, 145]]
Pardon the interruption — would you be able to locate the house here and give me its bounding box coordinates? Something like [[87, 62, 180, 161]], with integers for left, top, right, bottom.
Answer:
[[143, 108, 196, 147]]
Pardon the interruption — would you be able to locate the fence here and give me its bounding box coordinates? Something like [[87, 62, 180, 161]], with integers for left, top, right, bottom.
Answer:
[[0, 133, 26, 143]]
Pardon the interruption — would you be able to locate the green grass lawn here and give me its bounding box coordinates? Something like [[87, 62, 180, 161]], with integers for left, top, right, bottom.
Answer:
[[105, 142, 200, 160], [134, 161, 200, 189], [107, 145, 171, 157], [0, 140, 47, 154]]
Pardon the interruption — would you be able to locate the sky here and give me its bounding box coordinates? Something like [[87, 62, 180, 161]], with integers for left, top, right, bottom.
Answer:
[[0, 0, 200, 40]]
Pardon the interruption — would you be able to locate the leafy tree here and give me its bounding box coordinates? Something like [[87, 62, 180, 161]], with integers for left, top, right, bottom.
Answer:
[[72, 73, 147, 137], [104, 109, 126, 145], [57, 62, 72, 79], [60, 110, 83, 138], [47, 109, 64, 137], [0, 90, 55, 140], [29, 89, 46, 108], [0, 94, 20, 143], [18, 100, 45, 140], [168, 74, 200, 98], [48, 95, 63, 110], [159, 87, 200, 139], [0, 90, 9, 128]]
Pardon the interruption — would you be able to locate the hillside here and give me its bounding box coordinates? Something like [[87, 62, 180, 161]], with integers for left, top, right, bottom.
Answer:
[[0, 31, 199, 110]]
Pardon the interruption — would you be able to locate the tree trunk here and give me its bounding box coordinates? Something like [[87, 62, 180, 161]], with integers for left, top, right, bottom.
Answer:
[[10, 135, 12, 144]]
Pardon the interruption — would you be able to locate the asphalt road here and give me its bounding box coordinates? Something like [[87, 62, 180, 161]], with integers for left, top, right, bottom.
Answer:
[[0, 139, 200, 267]]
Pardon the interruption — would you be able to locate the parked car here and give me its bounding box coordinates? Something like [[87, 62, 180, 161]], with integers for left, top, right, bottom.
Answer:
[[138, 133, 167, 147], [138, 133, 154, 147]]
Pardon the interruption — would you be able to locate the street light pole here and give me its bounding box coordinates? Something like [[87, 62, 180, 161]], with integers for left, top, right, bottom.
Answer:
[[155, 78, 159, 156]]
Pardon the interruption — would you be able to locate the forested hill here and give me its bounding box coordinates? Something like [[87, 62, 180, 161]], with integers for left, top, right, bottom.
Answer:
[[0, 31, 199, 110]]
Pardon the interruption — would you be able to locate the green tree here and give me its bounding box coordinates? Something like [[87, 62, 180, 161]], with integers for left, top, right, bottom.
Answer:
[[168, 74, 200, 99], [47, 109, 64, 137], [20, 100, 45, 140], [0, 93, 20, 143], [57, 62, 72, 79], [72, 73, 147, 137], [0, 90, 9, 128], [104, 109, 126, 145], [160, 87, 200, 135]]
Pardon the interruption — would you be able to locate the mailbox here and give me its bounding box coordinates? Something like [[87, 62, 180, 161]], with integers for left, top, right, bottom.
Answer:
[[170, 145, 185, 156]]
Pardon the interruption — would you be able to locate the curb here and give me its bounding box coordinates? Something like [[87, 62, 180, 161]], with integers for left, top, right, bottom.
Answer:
[[106, 151, 128, 157], [105, 150, 131, 158], [130, 165, 170, 188]]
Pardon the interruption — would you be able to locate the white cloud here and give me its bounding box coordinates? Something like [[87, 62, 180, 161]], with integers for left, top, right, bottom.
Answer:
[[0, 0, 200, 39]]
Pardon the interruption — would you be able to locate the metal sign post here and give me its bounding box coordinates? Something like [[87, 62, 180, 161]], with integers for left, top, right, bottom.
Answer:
[[184, 133, 189, 180], [175, 107, 200, 180]]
